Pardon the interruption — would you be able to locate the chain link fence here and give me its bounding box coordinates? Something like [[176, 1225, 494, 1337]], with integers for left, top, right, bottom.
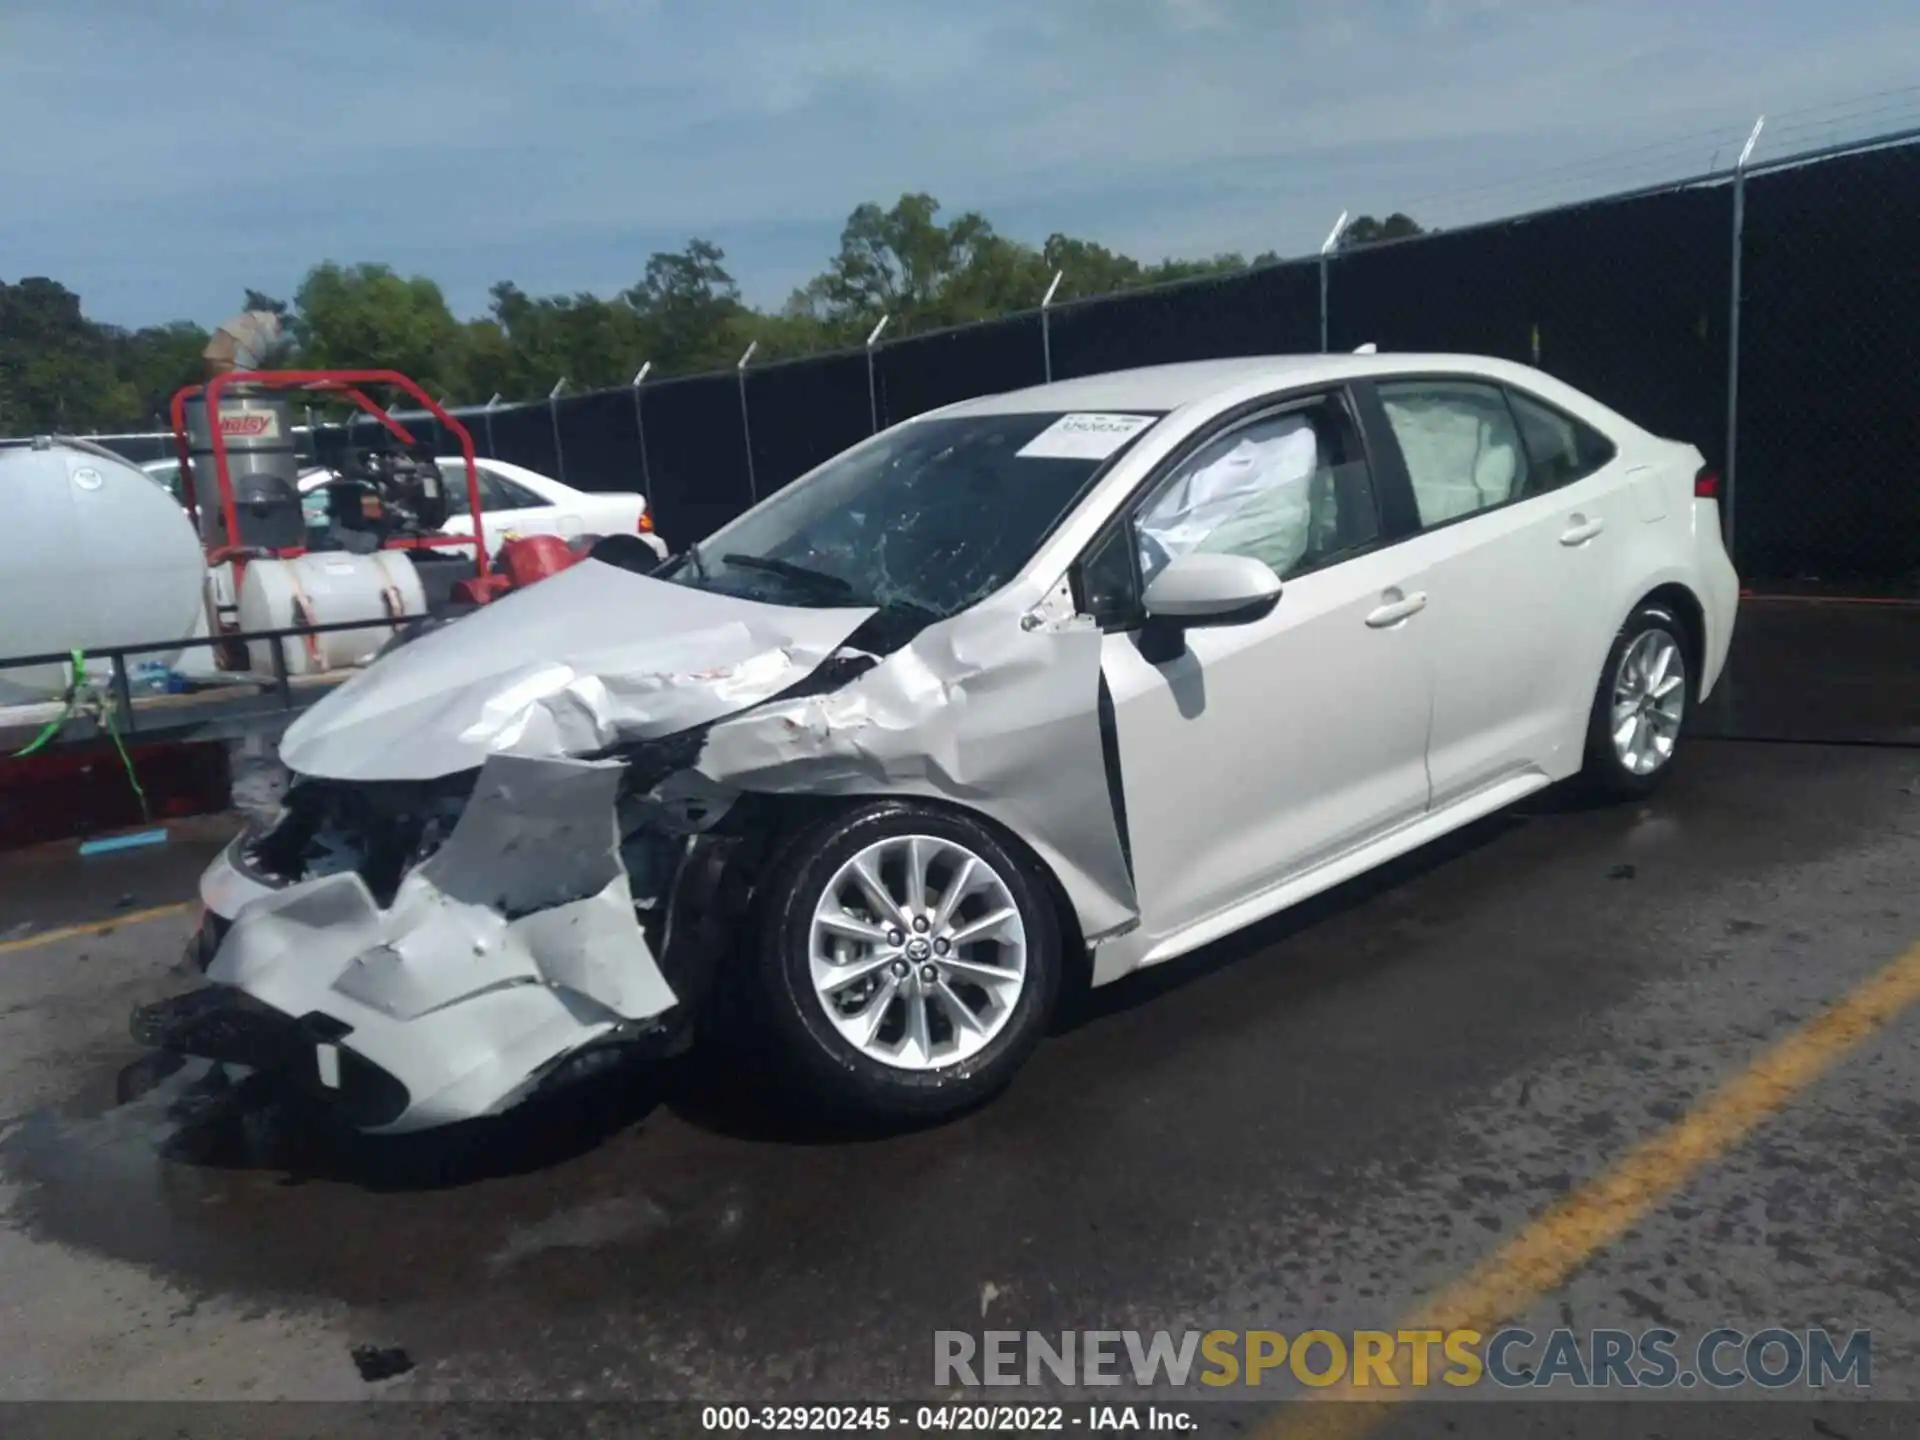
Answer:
[[10, 131, 1917, 592], [1734, 139, 1920, 592], [1327, 183, 1732, 476]]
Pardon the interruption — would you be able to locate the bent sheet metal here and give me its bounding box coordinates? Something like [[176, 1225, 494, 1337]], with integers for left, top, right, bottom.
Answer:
[[155, 559, 1137, 1129], [695, 596, 1138, 940]]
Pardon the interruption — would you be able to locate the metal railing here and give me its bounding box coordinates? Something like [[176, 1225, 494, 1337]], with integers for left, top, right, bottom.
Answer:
[[0, 614, 430, 750]]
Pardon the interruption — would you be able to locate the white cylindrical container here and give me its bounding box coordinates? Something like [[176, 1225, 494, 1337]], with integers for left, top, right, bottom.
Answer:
[[236, 551, 427, 677], [0, 441, 209, 703]]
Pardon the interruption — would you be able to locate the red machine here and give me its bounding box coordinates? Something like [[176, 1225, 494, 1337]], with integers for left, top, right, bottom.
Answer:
[[169, 369, 488, 585], [452, 533, 589, 606], [169, 370, 491, 672]]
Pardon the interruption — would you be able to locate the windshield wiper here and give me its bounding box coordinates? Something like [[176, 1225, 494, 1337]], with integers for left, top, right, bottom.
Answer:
[[721, 553, 853, 596]]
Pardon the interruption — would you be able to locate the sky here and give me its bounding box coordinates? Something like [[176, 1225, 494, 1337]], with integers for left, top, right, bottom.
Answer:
[[3, 0, 1918, 330]]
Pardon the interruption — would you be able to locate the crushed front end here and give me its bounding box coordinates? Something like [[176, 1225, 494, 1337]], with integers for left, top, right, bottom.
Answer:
[[132, 550, 1139, 1133], [138, 753, 717, 1131]]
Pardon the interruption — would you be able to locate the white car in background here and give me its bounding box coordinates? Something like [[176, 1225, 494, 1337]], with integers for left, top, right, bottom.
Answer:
[[298, 457, 669, 563]]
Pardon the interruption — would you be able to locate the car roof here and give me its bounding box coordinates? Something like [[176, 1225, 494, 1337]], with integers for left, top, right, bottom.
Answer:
[[930, 352, 1590, 417]]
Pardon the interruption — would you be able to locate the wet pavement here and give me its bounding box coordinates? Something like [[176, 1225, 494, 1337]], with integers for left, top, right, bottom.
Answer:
[[0, 608, 1917, 1436]]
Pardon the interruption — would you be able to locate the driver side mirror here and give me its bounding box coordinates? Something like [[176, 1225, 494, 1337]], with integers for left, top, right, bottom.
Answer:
[[1137, 552, 1282, 663], [1143, 552, 1282, 624]]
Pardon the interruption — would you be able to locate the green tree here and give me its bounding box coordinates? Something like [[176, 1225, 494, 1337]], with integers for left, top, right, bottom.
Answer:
[[623, 240, 749, 374], [111, 320, 212, 425], [1339, 213, 1425, 249], [3, 198, 1414, 428], [289, 262, 470, 397], [1042, 235, 1148, 300], [486, 283, 647, 394], [795, 194, 1020, 334], [0, 278, 136, 432]]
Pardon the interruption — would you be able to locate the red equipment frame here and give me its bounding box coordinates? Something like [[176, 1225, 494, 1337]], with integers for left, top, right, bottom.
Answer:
[[168, 369, 490, 588]]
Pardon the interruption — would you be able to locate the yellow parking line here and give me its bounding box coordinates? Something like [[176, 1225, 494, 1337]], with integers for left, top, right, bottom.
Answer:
[[0, 901, 195, 957], [1266, 938, 1920, 1439]]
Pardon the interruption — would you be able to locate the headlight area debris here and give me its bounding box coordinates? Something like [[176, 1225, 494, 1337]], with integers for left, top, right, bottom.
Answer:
[[134, 561, 1137, 1132]]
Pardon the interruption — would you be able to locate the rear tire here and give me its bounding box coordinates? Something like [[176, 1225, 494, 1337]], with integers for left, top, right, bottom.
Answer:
[[748, 802, 1061, 1121], [1580, 603, 1690, 800]]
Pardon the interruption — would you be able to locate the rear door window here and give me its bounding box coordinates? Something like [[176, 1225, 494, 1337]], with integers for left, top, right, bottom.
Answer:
[[1377, 380, 1532, 529]]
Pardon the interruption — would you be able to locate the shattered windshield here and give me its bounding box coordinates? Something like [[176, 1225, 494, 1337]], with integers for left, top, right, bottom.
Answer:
[[668, 411, 1162, 618]]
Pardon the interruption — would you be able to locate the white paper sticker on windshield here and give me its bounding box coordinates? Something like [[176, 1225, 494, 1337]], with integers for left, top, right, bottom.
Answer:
[[1016, 413, 1156, 461]]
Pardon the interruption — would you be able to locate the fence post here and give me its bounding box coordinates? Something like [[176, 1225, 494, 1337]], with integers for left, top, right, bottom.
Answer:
[[865, 315, 891, 433], [1724, 114, 1765, 561], [547, 378, 570, 482], [1318, 211, 1349, 353], [1040, 270, 1064, 382], [630, 362, 653, 496], [736, 341, 760, 502], [484, 394, 502, 458]]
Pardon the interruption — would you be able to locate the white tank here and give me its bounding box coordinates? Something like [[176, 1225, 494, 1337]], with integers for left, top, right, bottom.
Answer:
[[236, 551, 427, 677], [0, 441, 209, 703]]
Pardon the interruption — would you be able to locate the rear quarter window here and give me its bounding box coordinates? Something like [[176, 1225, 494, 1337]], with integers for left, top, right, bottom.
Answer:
[[1504, 388, 1617, 489]]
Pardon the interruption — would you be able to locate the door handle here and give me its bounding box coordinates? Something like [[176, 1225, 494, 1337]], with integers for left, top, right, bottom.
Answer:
[[1365, 592, 1428, 628], [1560, 515, 1605, 546]]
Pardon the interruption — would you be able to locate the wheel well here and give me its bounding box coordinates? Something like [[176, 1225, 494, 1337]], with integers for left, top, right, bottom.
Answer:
[[1637, 583, 1706, 699]]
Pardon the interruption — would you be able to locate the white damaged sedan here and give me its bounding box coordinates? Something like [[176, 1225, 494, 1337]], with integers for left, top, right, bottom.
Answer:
[[136, 355, 1739, 1132]]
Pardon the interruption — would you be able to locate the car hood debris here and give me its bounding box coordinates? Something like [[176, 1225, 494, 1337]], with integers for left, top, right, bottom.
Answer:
[[279, 559, 879, 782]]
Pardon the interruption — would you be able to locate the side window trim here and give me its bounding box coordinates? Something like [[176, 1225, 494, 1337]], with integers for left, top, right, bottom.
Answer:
[[1071, 385, 1381, 631]]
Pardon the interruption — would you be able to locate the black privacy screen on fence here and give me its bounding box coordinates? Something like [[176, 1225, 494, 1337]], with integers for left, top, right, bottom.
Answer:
[[1736, 143, 1920, 590], [746, 351, 873, 496], [551, 389, 644, 495], [1329, 184, 1734, 473], [875, 313, 1046, 427], [486, 403, 560, 478], [638, 374, 753, 551], [1050, 261, 1321, 377]]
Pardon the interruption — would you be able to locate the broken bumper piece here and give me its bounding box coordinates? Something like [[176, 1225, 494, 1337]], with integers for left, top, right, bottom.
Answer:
[[140, 754, 684, 1133], [132, 985, 413, 1129]]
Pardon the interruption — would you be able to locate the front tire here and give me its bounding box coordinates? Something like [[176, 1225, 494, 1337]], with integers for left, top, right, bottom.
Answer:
[[749, 802, 1061, 1120], [1581, 603, 1690, 799]]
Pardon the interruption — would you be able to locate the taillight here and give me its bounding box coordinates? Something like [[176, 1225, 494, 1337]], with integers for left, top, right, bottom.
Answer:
[[637, 509, 655, 533], [1694, 466, 1720, 499]]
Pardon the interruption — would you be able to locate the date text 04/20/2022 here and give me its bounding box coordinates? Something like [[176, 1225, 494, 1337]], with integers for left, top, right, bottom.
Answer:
[[700, 1404, 1196, 1431]]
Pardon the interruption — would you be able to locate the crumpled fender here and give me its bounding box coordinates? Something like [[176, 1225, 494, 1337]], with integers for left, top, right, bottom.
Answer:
[[694, 594, 1139, 940]]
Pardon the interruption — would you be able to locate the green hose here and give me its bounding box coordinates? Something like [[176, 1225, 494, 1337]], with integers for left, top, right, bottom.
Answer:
[[100, 679, 151, 822], [9, 650, 85, 758], [8, 649, 150, 821]]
